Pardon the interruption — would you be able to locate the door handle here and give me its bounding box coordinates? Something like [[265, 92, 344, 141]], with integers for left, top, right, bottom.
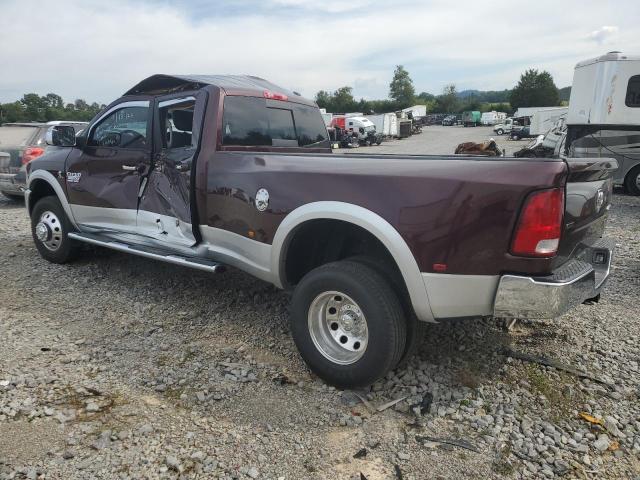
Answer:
[[122, 165, 138, 171]]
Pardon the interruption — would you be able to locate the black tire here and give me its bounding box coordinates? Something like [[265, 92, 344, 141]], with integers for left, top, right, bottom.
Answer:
[[290, 260, 407, 388], [624, 166, 640, 196], [496, 128, 504, 135], [347, 255, 425, 367], [30, 196, 79, 263], [1, 191, 24, 201]]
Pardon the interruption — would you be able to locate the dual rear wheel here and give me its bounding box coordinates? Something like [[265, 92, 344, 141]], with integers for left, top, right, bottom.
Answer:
[[290, 260, 421, 388]]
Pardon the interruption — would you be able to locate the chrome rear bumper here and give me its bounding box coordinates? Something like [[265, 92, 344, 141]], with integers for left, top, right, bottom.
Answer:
[[493, 238, 613, 319]]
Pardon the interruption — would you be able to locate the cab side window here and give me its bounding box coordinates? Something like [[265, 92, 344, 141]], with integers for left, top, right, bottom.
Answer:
[[159, 100, 195, 149], [89, 106, 149, 148], [626, 75, 640, 107]]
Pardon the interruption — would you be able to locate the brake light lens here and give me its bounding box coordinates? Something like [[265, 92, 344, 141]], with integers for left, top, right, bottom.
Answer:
[[22, 147, 45, 165], [511, 188, 564, 257], [263, 90, 288, 101]]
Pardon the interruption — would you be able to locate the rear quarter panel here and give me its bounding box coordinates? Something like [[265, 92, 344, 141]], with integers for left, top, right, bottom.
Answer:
[[200, 151, 568, 276]]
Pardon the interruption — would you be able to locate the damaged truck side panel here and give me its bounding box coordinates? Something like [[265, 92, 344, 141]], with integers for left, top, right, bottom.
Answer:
[[25, 74, 615, 388]]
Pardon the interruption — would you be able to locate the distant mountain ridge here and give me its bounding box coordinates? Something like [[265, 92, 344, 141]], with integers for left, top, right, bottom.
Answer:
[[449, 86, 572, 103]]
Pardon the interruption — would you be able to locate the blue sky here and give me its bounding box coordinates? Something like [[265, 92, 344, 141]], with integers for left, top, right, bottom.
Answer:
[[1, 0, 638, 104]]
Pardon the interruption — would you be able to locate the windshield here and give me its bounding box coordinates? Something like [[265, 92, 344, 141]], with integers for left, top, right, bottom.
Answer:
[[0, 126, 39, 148]]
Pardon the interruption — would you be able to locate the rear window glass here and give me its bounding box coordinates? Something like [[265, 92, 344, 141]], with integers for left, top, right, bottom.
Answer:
[[0, 126, 39, 147], [626, 75, 640, 107], [222, 96, 329, 148]]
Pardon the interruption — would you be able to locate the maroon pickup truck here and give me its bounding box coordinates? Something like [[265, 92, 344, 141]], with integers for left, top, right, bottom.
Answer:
[[25, 75, 616, 388]]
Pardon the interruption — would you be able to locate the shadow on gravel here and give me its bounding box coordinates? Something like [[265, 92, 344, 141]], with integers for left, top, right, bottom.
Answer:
[[0, 194, 26, 209], [411, 319, 512, 389]]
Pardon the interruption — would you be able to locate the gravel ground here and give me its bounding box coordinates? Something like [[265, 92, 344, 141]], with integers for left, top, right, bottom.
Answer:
[[1, 184, 639, 479]]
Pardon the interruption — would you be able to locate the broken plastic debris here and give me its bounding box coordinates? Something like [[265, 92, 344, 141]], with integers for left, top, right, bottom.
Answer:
[[376, 395, 408, 412], [578, 412, 604, 426]]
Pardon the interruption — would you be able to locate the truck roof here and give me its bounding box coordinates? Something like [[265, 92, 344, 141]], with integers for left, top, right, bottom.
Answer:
[[124, 74, 316, 106]]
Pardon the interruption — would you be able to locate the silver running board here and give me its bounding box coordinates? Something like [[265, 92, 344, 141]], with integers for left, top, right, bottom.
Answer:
[[68, 232, 223, 274]]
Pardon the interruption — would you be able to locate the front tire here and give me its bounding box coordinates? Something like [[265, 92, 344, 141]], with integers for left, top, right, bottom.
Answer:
[[624, 166, 640, 196], [290, 261, 406, 388], [31, 196, 79, 263], [496, 128, 504, 135]]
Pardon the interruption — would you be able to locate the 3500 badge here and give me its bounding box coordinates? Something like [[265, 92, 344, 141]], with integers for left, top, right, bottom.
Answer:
[[66, 172, 82, 183]]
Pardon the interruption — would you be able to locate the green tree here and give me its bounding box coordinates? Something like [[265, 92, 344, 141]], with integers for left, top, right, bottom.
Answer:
[[1, 93, 105, 124], [315, 86, 358, 113], [44, 93, 64, 109], [332, 86, 356, 112], [509, 69, 560, 109], [0, 101, 26, 123], [389, 65, 415, 107], [315, 90, 331, 109], [416, 91, 435, 102], [21, 93, 47, 121], [436, 84, 459, 113]]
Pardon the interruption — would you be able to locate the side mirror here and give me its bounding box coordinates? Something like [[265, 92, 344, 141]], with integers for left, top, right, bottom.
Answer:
[[46, 125, 76, 147]]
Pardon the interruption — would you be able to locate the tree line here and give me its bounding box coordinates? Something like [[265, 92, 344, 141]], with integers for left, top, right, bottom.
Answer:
[[0, 93, 105, 124], [316, 65, 565, 115], [1, 67, 567, 124]]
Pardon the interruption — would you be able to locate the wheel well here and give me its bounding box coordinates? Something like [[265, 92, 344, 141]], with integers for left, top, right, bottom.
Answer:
[[282, 218, 408, 296], [625, 164, 640, 180], [624, 165, 640, 194], [28, 179, 57, 214]]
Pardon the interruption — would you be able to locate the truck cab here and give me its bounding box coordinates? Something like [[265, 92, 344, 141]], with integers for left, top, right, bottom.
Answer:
[[330, 116, 382, 146]]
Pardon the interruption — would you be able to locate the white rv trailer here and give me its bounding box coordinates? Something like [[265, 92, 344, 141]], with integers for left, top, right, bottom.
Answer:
[[568, 51, 639, 126], [480, 111, 507, 126], [566, 51, 640, 194]]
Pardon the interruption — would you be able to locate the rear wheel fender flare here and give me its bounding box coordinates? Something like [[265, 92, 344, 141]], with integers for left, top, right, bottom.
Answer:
[[271, 201, 435, 322]]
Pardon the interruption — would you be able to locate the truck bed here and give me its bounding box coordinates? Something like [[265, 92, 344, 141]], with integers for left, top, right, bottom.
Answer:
[[203, 151, 615, 278]]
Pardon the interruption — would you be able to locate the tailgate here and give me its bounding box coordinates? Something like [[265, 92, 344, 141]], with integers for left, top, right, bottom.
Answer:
[[0, 147, 23, 174], [556, 157, 618, 265], [0, 125, 40, 174]]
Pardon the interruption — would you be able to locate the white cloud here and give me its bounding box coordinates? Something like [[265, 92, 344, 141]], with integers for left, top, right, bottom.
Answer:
[[0, 1, 638, 104], [588, 25, 619, 44]]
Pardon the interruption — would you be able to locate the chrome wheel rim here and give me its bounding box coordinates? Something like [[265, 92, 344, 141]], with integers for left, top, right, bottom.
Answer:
[[636, 172, 640, 189], [308, 291, 368, 365], [35, 210, 62, 251]]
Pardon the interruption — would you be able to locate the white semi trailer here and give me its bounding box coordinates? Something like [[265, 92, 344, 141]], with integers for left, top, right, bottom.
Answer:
[[365, 113, 399, 137]]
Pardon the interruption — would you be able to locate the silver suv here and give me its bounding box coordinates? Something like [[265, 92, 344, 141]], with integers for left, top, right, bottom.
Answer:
[[0, 121, 87, 199]]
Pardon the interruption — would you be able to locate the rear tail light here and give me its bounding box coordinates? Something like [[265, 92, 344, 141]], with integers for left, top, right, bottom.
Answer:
[[511, 188, 564, 257], [22, 147, 45, 165], [263, 90, 288, 101]]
